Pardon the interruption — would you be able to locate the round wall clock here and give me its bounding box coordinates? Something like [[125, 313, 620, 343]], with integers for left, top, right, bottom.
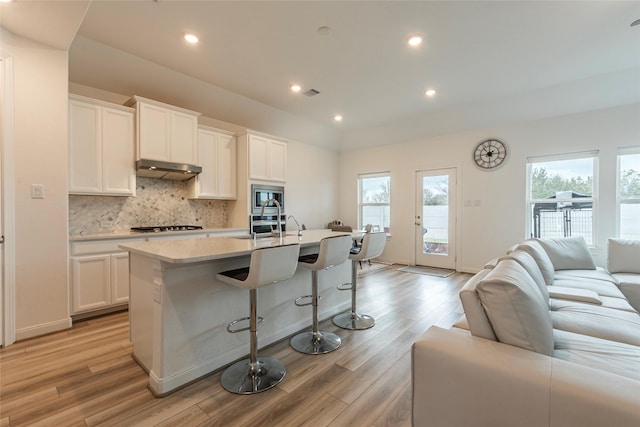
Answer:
[[473, 138, 508, 170]]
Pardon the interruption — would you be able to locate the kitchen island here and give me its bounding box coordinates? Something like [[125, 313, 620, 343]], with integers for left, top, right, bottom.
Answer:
[[119, 229, 353, 396]]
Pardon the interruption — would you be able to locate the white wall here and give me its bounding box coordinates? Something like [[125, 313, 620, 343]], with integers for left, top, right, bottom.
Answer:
[[4, 32, 71, 338], [338, 103, 640, 272], [284, 139, 340, 231]]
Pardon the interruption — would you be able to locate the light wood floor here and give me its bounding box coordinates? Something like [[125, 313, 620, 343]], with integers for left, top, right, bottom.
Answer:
[[0, 264, 469, 427]]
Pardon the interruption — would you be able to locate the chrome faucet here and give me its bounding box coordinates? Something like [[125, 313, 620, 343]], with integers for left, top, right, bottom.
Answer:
[[288, 215, 302, 236], [260, 198, 282, 239]]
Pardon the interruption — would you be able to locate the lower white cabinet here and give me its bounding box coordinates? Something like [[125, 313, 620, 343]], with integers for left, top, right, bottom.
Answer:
[[71, 252, 129, 314]]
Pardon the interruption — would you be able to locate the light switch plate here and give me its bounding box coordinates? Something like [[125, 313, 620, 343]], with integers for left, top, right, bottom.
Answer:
[[31, 184, 45, 199]]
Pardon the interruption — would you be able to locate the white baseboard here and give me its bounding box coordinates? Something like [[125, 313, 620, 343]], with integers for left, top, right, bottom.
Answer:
[[16, 316, 72, 341]]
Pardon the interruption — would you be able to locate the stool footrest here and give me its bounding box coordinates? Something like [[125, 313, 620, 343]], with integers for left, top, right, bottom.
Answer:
[[337, 282, 353, 291], [294, 295, 320, 307], [227, 316, 264, 333]]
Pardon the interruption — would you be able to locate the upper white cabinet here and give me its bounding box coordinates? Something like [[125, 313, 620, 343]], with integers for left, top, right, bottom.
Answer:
[[69, 95, 136, 196], [244, 133, 287, 182], [125, 96, 200, 165], [189, 126, 237, 199]]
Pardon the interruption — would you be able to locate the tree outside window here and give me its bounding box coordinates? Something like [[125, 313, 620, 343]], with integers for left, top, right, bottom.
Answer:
[[618, 149, 640, 239], [527, 154, 596, 245]]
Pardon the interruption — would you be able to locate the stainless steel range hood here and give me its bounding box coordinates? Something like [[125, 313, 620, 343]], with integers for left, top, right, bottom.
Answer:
[[136, 159, 202, 181]]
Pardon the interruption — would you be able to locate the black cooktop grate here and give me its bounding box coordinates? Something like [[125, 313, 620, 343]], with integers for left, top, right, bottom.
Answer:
[[131, 225, 203, 233]]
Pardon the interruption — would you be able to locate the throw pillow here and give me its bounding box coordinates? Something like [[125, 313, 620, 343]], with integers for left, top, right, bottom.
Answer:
[[608, 238, 640, 274], [536, 236, 596, 271]]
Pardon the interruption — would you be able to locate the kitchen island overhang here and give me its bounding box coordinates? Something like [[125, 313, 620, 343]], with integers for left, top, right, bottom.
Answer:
[[120, 230, 355, 396]]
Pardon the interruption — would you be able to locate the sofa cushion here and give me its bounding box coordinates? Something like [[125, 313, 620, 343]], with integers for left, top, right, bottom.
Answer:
[[477, 259, 554, 355], [550, 301, 640, 346], [547, 286, 601, 305], [517, 240, 556, 286], [555, 267, 616, 285], [501, 250, 549, 304], [536, 236, 596, 270], [553, 276, 626, 299], [459, 269, 497, 341], [553, 329, 640, 381], [613, 273, 640, 312], [608, 238, 640, 274]]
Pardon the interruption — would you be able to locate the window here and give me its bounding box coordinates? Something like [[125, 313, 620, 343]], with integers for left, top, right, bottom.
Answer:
[[617, 147, 640, 239], [527, 152, 597, 245], [358, 172, 390, 234]]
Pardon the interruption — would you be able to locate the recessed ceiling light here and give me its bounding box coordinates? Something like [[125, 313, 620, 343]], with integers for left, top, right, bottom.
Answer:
[[0, 0, 15, 3], [291, 84, 302, 93], [408, 34, 423, 47], [184, 34, 199, 44], [425, 88, 437, 97], [334, 114, 343, 122]]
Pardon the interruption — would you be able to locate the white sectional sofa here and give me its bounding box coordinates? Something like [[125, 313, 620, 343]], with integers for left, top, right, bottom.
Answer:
[[412, 237, 640, 427]]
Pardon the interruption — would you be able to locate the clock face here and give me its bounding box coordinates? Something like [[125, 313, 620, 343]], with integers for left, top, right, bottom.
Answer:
[[473, 139, 507, 170]]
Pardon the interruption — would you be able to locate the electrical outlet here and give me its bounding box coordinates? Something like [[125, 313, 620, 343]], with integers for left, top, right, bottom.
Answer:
[[100, 220, 114, 228]]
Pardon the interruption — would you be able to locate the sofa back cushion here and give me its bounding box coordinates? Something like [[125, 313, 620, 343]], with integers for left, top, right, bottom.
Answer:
[[608, 238, 640, 274], [517, 240, 556, 286], [459, 269, 497, 341], [500, 250, 549, 304], [477, 259, 554, 356], [536, 236, 596, 271]]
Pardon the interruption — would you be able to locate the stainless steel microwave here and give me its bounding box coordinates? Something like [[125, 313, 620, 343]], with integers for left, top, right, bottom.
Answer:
[[252, 184, 285, 215]]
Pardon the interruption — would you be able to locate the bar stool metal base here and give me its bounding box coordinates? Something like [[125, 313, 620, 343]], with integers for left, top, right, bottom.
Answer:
[[290, 331, 341, 354], [332, 311, 375, 330], [220, 357, 286, 394]]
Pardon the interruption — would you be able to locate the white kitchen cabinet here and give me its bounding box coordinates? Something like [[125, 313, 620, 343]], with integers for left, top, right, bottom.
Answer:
[[71, 254, 112, 313], [69, 237, 143, 315], [189, 126, 237, 199], [125, 96, 200, 165], [71, 253, 130, 314], [246, 133, 287, 182], [69, 95, 136, 196], [111, 252, 131, 305]]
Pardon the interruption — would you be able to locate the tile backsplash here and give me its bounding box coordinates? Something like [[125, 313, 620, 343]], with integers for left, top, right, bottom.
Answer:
[[69, 177, 229, 235]]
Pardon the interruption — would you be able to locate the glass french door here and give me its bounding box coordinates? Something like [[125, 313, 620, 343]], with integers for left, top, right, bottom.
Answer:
[[415, 168, 456, 269]]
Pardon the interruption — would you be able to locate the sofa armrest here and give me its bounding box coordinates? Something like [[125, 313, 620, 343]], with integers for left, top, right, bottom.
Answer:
[[412, 326, 551, 427], [412, 327, 640, 427]]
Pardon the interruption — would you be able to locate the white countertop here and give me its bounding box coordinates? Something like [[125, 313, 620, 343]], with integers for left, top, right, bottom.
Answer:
[[119, 229, 356, 264], [70, 227, 248, 241]]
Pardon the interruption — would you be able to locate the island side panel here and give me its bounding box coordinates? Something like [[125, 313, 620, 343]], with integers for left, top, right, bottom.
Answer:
[[129, 252, 155, 372]]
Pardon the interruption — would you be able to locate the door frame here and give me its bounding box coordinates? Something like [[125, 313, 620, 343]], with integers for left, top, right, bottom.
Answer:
[[1, 53, 17, 346], [413, 165, 461, 270]]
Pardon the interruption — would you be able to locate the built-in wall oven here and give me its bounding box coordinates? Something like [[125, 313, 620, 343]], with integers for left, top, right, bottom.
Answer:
[[251, 184, 284, 215], [250, 184, 286, 237], [250, 214, 287, 236]]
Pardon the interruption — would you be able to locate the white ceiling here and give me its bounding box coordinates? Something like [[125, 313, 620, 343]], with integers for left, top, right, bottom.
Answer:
[[2, 1, 640, 151]]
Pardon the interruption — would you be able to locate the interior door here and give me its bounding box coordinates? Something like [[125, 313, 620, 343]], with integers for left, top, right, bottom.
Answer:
[[415, 168, 456, 269]]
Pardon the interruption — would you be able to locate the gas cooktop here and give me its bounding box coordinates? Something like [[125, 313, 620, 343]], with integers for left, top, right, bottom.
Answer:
[[131, 225, 203, 233]]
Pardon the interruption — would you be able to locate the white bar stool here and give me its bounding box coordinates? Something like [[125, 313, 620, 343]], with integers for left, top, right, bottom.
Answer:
[[333, 231, 386, 330], [290, 235, 353, 354], [216, 243, 300, 394]]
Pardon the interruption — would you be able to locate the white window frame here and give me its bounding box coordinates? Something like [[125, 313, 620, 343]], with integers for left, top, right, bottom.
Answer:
[[525, 151, 599, 246], [358, 172, 391, 234], [616, 146, 640, 239]]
